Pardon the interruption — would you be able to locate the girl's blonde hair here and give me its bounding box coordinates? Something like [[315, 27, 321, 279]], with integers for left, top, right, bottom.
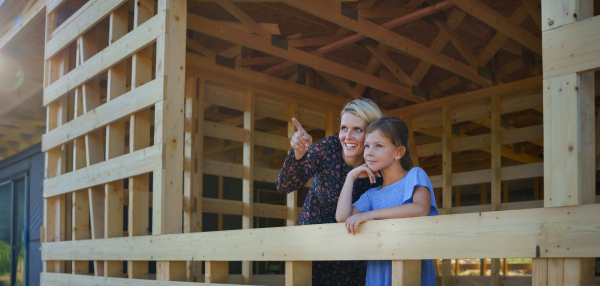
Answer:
[[340, 98, 383, 125]]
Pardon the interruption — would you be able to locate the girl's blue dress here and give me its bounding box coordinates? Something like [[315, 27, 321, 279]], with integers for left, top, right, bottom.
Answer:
[[352, 167, 438, 286]]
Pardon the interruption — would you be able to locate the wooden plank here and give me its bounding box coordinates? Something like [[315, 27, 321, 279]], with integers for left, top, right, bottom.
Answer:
[[42, 204, 600, 261], [532, 258, 548, 286], [187, 14, 425, 103], [542, 15, 600, 78], [42, 77, 164, 151], [442, 106, 452, 215], [521, 0, 542, 30], [491, 95, 501, 212], [287, 103, 298, 226], [367, 46, 416, 87], [541, 0, 593, 31], [447, 0, 542, 55], [206, 261, 229, 283], [216, 0, 271, 38], [491, 258, 500, 286], [196, 79, 206, 235], [434, 21, 480, 68], [392, 260, 421, 286], [242, 91, 255, 284], [45, 0, 128, 60], [390, 76, 542, 118], [41, 272, 244, 285], [45, 145, 162, 198], [547, 258, 564, 286], [441, 259, 451, 286], [563, 258, 595, 285], [44, 11, 166, 106], [184, 76, 197, 236], [543, 72, 595, 207], [429, 162, 544, 188], [285, 261, 311, 286]]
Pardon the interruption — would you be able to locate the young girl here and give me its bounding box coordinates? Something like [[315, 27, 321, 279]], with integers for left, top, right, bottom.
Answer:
[[336, 116, 438, 286]]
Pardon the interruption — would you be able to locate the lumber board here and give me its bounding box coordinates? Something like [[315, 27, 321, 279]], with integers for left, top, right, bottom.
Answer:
[[491, 95, 501, 212], [543, 73, 595, 207], [389, 76, 542, 117], [45, 0, 128, 60], [542, 15, 600, 78], [429, 162, 543, 188], [285, 261, 311, 286], [41, 204, 600, 261], [44, 11, 166, 106], [44, 145, 163, 198], [541, 0, 593, 31], [42, 77, 164, 152], [392, 260, 421, 286], [40, 272, 245, 285], [442, 106, 452, 215]]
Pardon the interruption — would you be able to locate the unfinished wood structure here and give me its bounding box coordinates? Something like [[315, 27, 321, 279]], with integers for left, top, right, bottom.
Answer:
[[0, 0, 598, 284]]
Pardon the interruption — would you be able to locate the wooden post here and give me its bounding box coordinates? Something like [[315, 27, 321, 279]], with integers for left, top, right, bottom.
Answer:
[[400, 115, 420, 167], [242, 91, 255, 284], [104, 3, 128, 278], [184, 76, 197, 281], [532, 258, 548, 286], [154, 0, 187, 281], [206, 261, 229, 283], [441, 105, 452, 286], [539, 0, 596, 284], [392, 260, 421, 286], [490, 94, 502, 286], [193, 78, 205, 282], [285, 261, 312, 286], [218, 176, 224, 230], [286, 103, 299, 226]]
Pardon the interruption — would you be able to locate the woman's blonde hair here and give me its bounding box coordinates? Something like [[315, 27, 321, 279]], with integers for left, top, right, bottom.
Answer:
[[340, 98, 383, 125]]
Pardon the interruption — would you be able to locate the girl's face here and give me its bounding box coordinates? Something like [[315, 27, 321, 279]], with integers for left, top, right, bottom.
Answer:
[[363, 130, 405, 172], [339, 113, 368, 159]]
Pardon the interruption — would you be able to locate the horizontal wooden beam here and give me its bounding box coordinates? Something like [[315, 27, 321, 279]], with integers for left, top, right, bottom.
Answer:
[[42, 77, 164, 152], [416, 125, 543, 157], [41, 272, 243, 286], [44, 145, 162, 198], [430, 162, 543, 188], [187, 14, 424, 103], [390, 76, 542, 117], [203, 198, 288, 219], [45, 0, 127, 60], [204, 121, 289, 150], [44, 11, 165, 106], [42, 204, 600, 260], [542, 15, 600, 79]]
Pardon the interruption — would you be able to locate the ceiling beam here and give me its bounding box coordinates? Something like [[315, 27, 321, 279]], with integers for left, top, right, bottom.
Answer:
[[278, 0, 493, 86], [187, 14, 425, 103], [447, 0, 542, 55]]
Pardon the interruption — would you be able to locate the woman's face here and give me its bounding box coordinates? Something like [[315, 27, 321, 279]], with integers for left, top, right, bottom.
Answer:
[[339, 113, 368, 159]]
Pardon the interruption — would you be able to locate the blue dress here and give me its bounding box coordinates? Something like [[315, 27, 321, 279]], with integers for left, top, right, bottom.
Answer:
[[352, 167, 438, 286]]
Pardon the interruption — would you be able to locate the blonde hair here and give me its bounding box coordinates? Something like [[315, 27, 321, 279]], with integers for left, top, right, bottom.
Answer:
[[340, 98, 383, 125]]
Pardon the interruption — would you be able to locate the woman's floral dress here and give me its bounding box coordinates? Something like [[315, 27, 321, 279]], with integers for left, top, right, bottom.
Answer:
[[276, 136, 382, 286]]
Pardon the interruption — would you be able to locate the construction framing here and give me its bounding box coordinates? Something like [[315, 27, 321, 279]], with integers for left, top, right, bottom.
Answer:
[[13, 0, 597, 284]]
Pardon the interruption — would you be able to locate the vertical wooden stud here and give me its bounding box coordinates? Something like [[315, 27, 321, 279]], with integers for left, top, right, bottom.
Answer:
[[184, 76, 197, 281], [491, 94, 502, 212], [400, 115, 420, 168], [441, 105, 452, 286], [503, 181, 509, 203], [491, 258, 500, 286], [242, 91, 255, 284], [287, 103, 299, 226], [206, 261, 229, 283], [325, 112, 335, 138], [532, 258, 548, 286], [392, 260, 421, 286], [285, 261, 312, 286], [218, 176, 224, 230]]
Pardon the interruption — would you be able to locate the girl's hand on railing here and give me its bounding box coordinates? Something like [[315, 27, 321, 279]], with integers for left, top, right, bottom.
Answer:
[[290, 118, 313, 160], [345, 212, 372, 235]]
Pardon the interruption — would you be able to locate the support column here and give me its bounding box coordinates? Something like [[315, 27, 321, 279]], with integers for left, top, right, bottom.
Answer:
[[490, 94, 501, 286], [441, 105, 452, 286], [154, 0, 187, 281], [242, 91, 255, 284], [286, 103, 298, 227]]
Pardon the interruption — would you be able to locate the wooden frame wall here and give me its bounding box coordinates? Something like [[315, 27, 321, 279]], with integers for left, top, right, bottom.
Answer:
[[38, 0, 600, 285]]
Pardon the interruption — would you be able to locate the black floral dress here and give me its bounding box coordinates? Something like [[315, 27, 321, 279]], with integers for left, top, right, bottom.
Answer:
[[276, 136, 382, 286]]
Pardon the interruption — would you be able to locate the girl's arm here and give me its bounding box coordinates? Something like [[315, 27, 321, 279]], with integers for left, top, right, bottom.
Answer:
[[345, 186, 431, 235], [336, 164, 379, 223]]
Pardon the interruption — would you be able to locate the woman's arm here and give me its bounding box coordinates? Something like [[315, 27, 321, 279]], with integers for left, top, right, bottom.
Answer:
[[336, 164, 379, 222], [345, 186, 431, 235]]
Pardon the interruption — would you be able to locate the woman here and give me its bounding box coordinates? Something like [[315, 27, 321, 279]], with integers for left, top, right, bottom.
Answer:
[[276, 98, 384, 286]]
